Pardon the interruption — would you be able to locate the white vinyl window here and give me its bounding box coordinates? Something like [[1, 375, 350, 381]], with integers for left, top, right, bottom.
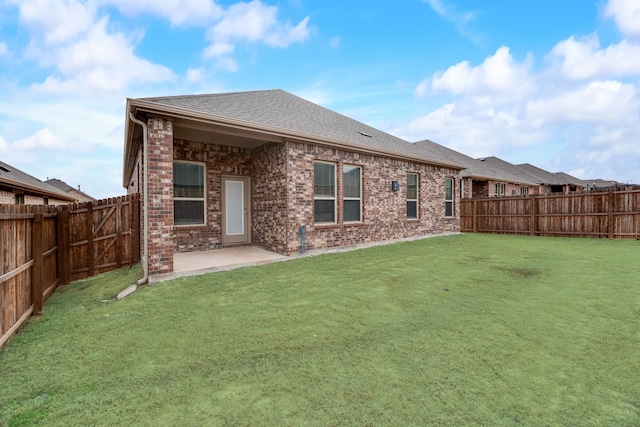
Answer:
[[314, 162, 336, 224], [343, 165, 362, 222], [174, 161, 206, 226], [445, 178, 454, 217], [407, 173, 418, 219], [521, 186, 529, 196], [494, 183, 505, 197]]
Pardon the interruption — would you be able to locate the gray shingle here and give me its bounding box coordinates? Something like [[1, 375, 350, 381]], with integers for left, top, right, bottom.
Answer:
[[138, 90, 464, 168], [415, 140, 536, 184]]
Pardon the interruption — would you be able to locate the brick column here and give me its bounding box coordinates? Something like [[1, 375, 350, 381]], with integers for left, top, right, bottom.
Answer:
[[147, 116, 174, 275]]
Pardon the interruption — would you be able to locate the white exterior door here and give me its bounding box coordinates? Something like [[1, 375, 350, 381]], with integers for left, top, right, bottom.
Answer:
[[222, 176, 250, 244]]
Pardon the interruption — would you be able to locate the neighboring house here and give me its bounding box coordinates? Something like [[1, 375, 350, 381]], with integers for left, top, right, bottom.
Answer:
[[516, 163, 586, 194], [583, 179, 636, 190], [414, 140, 536, 198], [45, 178, 97, 203], [123, 89, 465, 277], [552, 172, 588, 193], [0, 160, 77, 205], [475, 157, 581, 195]]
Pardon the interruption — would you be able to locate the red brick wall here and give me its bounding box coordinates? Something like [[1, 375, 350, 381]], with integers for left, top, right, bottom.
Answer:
[[146, 117, 174, 275], [173, 139, 252, 253], [252, 142, 289, 254], [280, 139, 460, 254]]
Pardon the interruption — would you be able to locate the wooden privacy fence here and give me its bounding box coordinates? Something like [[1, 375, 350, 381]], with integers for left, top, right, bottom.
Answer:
[[461, 189, 640, 239], [0, 194, 140, 349]]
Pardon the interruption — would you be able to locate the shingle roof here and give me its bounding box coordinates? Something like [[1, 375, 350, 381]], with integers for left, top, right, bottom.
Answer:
[[475, 157, 544, 184], [133, 90, 465, 169], [515, 163, 568, 185], [0, 160, 76, 201], [45, 178, 97, 201], [553, 172, 587, 187], [414, 140, 536, 185]]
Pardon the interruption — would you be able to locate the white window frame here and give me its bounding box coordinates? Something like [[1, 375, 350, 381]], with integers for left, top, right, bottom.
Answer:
[[173, 160, 206, 227], [445, 177, 455, 217], [314, 161, 337, 224], [343, 164, 362, 223], [494, 183, 505, 197], [520, 186, 529, 197], [407, 173, 419, 219]]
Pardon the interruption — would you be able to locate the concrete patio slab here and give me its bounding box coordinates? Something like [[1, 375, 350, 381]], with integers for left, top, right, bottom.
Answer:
[[149, 246, 286, 283]]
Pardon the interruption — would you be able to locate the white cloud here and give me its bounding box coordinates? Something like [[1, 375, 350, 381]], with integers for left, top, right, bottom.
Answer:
[[13, 128, 74, 150], [205, 0, 310, 64], [420, 47, 534, 97], [9, 0, 95, 46], [100, 0, 222, 26], [330, 36, 340, 48], [550, 35, 640, 79], [185, 67, 204, 83], [46, 18, 174, 93], [0, 42, 8, 57], [11, 1, 176, 96], [526, 80, 638, 125], [604, 0, 640, 38], [422, 0, 479, 43]]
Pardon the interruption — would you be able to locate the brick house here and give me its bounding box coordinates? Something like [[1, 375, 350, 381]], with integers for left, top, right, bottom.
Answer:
[[122, 90, 465, 278], [0, 160, 77, 205]]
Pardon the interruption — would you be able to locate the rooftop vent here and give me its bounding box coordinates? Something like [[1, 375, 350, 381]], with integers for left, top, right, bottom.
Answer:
[[358, 131, 372, 138], [0, 166, 9, 173]]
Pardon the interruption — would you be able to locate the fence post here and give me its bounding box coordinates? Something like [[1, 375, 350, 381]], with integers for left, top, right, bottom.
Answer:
[[472, 200, 478, 233], [87, 203, 94, 276], [57, 208, 71, 285], [530, 195, 536, 236], [608, 190, 614, 239], [116, 197, 122, 268], [32, 213, 44, 315]]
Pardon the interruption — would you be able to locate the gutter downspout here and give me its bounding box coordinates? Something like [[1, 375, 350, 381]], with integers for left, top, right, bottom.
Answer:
[[129, 112, 149, 286]]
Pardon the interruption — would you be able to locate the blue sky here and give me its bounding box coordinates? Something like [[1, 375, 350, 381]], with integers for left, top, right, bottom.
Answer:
[[1, 0, 639, 199]]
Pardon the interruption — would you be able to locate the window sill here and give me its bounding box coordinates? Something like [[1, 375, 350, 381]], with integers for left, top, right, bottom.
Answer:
[[313, 223, 340, 229], [174, 224, 208, 229]]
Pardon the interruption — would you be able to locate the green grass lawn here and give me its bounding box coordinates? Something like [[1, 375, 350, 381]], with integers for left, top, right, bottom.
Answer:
[[1, 234, 639, 426]]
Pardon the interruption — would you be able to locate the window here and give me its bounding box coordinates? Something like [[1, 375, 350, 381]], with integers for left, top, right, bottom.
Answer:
[[460, 179, 465, 199], [173, 161, 205, 226], [14, 194, 24, 205], [494, 183, 505, 197], [520, 186, 529, 196], [407, 173, 418, 219], [445, 178, 454, 217], [314, 162, 336, 223], [343, 165, 362, 222]]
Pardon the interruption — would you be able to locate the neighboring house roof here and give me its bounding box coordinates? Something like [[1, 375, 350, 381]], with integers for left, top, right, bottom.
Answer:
[[414, 140, 535, 185], [474, 157, 538, 183], [515, 163, 569, 186], [553, 172, 587, 188], [124, 90, 465, 186], [45, 178, 97, 202], [0, 160, 77, 202]]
